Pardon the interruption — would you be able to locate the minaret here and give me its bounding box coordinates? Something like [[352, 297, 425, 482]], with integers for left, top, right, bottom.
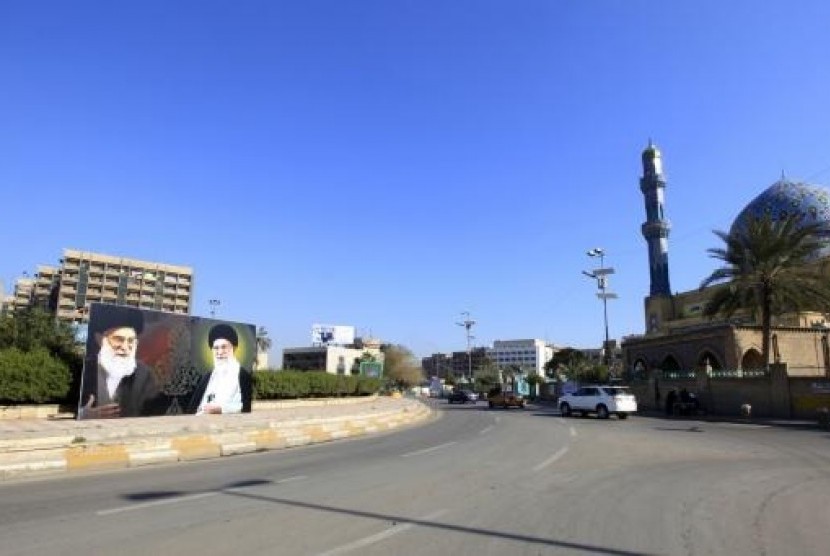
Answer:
[[640, 140, 671, 296]]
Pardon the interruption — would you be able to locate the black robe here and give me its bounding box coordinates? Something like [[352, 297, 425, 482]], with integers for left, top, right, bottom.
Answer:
[[80, 357, 169, 418]]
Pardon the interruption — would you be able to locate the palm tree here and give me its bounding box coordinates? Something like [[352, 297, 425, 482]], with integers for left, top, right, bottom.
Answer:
[[255, 326, 272, 370], [700, 215, 830, 369]]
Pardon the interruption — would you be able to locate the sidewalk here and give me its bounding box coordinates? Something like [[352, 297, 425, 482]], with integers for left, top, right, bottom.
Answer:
[[0, 396, 434, 482], [533, 398, 823, 429]]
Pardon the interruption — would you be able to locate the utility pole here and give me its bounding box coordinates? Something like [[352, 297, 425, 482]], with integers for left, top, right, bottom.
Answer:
[[209, 298, 221, 318], [456, 311, 476, 384], [583, 248, 618, 368]]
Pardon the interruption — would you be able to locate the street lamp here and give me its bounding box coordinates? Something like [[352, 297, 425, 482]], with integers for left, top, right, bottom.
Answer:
[[209, 298, 221, 318], [456, 311, 476, 384], [583, 248, 617, 367]]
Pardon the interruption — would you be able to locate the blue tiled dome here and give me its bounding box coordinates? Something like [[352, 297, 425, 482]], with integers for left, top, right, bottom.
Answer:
[[730, 179, 830, 236]]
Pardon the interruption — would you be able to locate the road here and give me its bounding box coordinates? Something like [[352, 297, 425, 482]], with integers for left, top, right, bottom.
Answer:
[[1, 400, 829, 555]]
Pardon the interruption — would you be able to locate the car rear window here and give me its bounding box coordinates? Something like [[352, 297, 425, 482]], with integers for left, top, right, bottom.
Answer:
[[602, 387, 632, 396]]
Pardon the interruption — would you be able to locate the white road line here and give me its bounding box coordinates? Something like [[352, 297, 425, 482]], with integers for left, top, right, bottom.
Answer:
[[569, 426, 577, 437], [400, 441, 457, 458], [479, 425, 494, 435], [97, 492, 218, 516], [532, 446, 569, 472], [316, 509, 448, 556], [276, 475, 307, 484]]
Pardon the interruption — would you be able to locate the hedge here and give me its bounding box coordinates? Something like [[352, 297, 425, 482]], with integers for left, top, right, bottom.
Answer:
[[253, 371, 381, 399], [0, 358, 380, 404], [0, 348, 72, 403]]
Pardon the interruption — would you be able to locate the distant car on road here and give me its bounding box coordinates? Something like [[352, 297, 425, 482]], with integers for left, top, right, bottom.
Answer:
[[447, 390, 476, 404], [487, 389, 525, 409], [558, 385, 637, 419]]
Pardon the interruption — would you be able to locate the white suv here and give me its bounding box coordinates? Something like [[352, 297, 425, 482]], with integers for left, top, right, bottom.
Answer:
[[558, 385, 637, 419]]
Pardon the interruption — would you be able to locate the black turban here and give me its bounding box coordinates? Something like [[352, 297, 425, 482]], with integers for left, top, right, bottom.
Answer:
[[208, 323, 238, 347], [91, 305, 144, 337]]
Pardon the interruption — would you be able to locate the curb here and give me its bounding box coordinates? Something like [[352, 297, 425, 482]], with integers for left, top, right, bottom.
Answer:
[[0, 400, 435, 482]]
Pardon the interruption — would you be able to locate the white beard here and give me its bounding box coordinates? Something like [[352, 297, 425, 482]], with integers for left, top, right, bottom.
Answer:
[[99, 343, 137, 398], [213, 355, 240, 374]]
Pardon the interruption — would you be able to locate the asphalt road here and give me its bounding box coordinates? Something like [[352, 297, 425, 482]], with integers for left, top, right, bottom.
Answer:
[[1, 400, 829, 555]]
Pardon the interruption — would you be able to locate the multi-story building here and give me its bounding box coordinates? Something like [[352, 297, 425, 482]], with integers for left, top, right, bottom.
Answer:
[[422, 339, 559, 382], [0, 275, 35, 316], [487, 339, 555, 376], [421, 353, 453, 379], [451, 347, 490, 379], [283, 337, 384, 374], [4, 248, 193, 324]]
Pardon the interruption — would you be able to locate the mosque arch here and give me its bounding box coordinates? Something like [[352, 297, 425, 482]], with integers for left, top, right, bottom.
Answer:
[[697, 350, 723, 370], [741, 348, 764, 370], [660, 354, 681, 371], [632, 358, 648, 380]]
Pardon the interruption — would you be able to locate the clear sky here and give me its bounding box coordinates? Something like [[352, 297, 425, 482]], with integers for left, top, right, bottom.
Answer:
[[2, 1, 829, 364]]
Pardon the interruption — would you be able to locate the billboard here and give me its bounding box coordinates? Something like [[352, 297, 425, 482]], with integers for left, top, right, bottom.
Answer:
[[311, 324, 355, 346], [78, 303, 256, 419]]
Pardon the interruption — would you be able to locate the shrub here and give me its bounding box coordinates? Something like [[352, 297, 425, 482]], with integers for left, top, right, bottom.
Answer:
[[252, 371, 381, 399], [0, 347, 72, 403]]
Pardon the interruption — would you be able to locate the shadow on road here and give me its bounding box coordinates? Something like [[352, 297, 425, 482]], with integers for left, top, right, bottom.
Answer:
[[120, 479, 656, 556]]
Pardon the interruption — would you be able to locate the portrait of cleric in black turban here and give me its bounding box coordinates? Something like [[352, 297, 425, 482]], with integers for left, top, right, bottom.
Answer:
[[79, 305, 168, 419], [187, 323, 254, 414]]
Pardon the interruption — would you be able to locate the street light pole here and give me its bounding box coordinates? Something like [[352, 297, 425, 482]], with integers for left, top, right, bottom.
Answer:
[[456, 311, 476, 384], [209, 298, 221, 318], [583, 248, 617, 368]]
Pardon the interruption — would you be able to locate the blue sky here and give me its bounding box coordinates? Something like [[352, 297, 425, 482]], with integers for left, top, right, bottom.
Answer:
[[2, 1, 829, 364]]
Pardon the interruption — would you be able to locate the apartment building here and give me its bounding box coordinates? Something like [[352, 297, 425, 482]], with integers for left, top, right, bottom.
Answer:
[[0, 275, 35, 316], [487, 339, 555, 376], [4, 248, 193, 324]]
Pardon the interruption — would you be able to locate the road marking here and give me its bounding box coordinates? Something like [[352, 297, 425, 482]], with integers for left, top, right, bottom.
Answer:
[[533, 446, 569, 472], [317, 509, 448, 556], [569, 427, 577, 437], [401, 441, 457, 458], [97, 492, 217, 516], [276, 475, 307, 484], [479, 425, 494, 435]]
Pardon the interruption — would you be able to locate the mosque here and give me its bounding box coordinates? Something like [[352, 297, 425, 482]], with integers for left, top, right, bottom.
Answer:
[[621, 143, 830, 417]]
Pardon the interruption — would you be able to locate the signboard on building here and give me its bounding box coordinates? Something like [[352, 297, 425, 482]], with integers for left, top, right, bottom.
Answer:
[[311, 324, 355, 346], [360, 361, 383, 378]]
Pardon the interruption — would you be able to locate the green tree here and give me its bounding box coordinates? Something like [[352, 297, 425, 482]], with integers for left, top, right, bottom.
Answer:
[[700, 215, 830, 369], [524, 372, 546, 399], [254, 326, 272, 370], [352, 350, 377, 375], [474, 368, 499, 393], [0, 307, 80, 361], [545, 348, 589, 380], [381, 344, 424, 390], [255, 326, 272, 353]]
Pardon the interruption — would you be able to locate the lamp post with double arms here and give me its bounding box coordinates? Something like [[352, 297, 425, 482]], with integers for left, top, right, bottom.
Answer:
[[583, 248, 617, 368], [209, 298, 221, 319], [456, 311, 476, 384]]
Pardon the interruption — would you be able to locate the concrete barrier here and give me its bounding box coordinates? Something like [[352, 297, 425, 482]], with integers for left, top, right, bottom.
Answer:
[[0, 398, 434, 481]]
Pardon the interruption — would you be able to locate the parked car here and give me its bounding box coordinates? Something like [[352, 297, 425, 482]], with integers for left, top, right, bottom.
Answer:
[[558, 385, 637, 419], [447, 390, 476, 404], [487, 389, 525, 409]]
